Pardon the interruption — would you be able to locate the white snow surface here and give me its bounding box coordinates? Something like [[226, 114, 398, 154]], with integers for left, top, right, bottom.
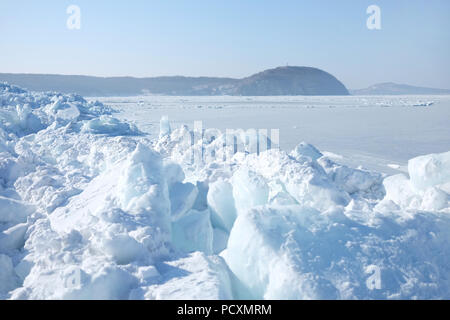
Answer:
[[0, 84, 449, 300]]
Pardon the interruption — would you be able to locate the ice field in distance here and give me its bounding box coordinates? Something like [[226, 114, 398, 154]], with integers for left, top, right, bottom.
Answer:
[[1, 83, 449, 299], [97, 95, 450, 175]]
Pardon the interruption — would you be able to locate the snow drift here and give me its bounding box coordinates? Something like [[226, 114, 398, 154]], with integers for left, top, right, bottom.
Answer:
[[0, 83, 449, 300]]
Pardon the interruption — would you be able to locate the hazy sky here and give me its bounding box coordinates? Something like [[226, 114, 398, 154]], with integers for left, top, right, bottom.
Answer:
[[1, 0, 449, 89]]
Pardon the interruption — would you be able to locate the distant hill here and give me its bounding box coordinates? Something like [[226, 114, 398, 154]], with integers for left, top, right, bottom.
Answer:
[[222, 66, 349, 96], [351, 82, 450, 95], [0, 66, 349, 96]]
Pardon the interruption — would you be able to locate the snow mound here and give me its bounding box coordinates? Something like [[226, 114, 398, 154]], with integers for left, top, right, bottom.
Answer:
[[408, 151, 450, 191], [0, 85, 206, 299], [224, 205, 450, 299], [1, 85, 449, 300], [290, 142, 323, 161], [318, 157, 384, 198], [379, 151, 450, 212], [82, 116, 141, 136], [130, 252, 233, 300], [240, 150, 350, 211], [156, 118, 450, 299]]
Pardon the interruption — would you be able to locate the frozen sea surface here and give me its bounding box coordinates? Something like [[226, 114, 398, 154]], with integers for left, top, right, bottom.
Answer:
[[93, 95, 450, 174]]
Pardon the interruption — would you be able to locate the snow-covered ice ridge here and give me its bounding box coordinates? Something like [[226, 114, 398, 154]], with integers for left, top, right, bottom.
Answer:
[[0, 83, 449, 300]]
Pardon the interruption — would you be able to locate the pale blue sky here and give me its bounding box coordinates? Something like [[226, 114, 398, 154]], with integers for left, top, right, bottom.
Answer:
[[1, 0, 449, 89]]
